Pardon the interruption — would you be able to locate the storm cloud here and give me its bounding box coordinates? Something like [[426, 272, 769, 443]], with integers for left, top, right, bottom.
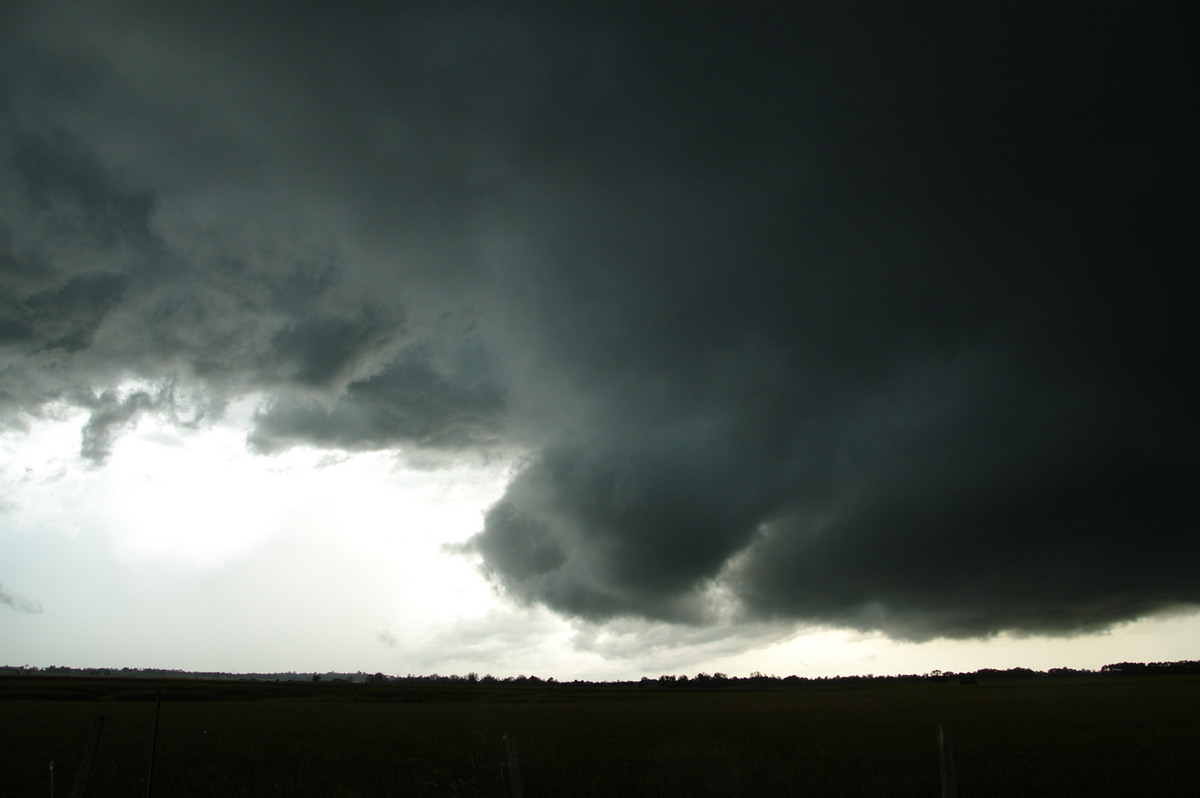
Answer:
[[2, 2, 1196, 639]]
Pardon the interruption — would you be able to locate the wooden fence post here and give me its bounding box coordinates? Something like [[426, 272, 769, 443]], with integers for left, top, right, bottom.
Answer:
[[505, 729, 524, 798], [937, 722, 957, 798], [70, 715, 105, 798], [145, 691, 163, 798]]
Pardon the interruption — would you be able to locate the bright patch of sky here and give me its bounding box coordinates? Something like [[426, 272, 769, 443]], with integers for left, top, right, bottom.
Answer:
[[1, 394, 518, 673]]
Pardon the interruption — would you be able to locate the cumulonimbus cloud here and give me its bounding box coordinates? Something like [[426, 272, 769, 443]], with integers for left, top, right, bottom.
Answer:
[[2, 2, 1196, 640]]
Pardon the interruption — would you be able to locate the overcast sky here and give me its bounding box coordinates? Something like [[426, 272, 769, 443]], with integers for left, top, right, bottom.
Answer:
[[2, 1, 1197, 680]]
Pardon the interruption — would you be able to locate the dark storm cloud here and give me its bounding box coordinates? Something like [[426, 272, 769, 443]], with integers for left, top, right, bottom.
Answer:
[[77, 386, 162, 463], [468, 2, 1200, 639], [0, 0, 487, 457], [2, 2, 1197, 638], [250, 335, 507, 455]]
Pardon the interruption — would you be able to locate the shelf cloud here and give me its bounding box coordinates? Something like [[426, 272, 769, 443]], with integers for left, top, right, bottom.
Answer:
[[3, 1, 1196, 641]]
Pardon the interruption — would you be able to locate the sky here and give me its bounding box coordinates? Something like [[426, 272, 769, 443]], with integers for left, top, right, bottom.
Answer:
[[2, 1, 1197, 681]]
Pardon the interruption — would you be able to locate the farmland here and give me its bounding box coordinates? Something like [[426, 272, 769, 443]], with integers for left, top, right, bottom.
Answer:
[[2, 672, 1197, 796]]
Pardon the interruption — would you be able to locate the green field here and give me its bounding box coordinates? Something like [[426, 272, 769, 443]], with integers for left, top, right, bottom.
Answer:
[[2, 674, 1197, 796]]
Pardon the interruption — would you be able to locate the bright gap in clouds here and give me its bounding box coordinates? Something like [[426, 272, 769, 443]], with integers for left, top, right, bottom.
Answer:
[[0, 393, 517, 672], [97, 398, 502, 574]]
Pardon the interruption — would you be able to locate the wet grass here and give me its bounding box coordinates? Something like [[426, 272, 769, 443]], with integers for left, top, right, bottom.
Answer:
[[1, 675, 1197, 796]]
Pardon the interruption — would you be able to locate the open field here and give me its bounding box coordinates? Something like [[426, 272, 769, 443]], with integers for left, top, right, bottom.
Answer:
[[2, 674, 1198, 796]]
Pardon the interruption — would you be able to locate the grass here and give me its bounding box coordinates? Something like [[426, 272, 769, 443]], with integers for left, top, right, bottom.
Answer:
[[1, 675, 1198, 796]]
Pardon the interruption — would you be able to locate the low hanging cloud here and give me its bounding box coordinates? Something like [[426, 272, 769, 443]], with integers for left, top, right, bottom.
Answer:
[[1, 2, 1197, 640], [0, 583, 43, 615]]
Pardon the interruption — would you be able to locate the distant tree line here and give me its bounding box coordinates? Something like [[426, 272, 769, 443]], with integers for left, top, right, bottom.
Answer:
[[1099, 661, 1200, 676], [0, 665, 375, 682], [4, 661, 1198, 685]]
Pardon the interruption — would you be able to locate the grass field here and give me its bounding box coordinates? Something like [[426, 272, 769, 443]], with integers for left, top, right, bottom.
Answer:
[[2, 674, 1197, 796]]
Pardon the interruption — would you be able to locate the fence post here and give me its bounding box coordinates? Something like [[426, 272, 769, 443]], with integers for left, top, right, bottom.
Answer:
[[937, 722, 957, 798], [70, 715, 105, 798], [145, 691, 163, 798], [505, 729, 523, 798]]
